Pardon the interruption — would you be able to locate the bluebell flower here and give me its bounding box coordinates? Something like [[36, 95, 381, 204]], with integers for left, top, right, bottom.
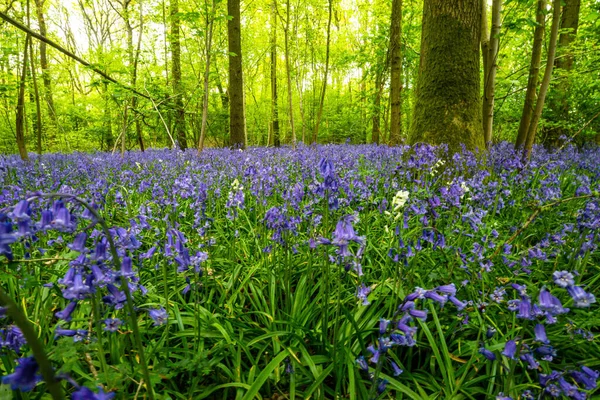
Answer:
[[448, 295, 468, 311], [479, 347, 496, 361], [355, 356, 368, 371], [519, 352, 539, 370], [72, 386, 115, 400], [486, 327, 497, 339], [55, 301, 77, 322], [516, 297, 534, 320], [379, 319, 390, 334], [1, 357, 41, 391], [376, 378, 388, 394], [367, 345, 380, 364], [495, 394, 512, 400], [356, 283, 370, 305], [538, 288, 568, 315], [390, 361, 403, 376], [408, 309, 428, 320], [571, 366, 598, 390], [544, 384, 561, 397], [0, 325, 26, 352], [534, 345, 556, 361], [566, 285, 596, 308], [148, 307, 168, 326], [552, 271, 574, 288], [501, 340, 517, 360], [534, 324, 550, 344], [67, 232, 88, 253], [436, 284, 456, 296], [103, 318, 122, 332]]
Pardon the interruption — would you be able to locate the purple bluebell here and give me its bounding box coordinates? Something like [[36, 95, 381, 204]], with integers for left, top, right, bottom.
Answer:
[[501, 340, 517, 360], [0, 325, 26, 352], [379, 319, 390, 334], [355, 356, 368, 371], [1, 357, 40, 391], [566, 285, 596, 308], [367, 345, 380, 364], [534, 324, 549, 344], [103, 318, 122, 332], [571, 366, 598, 390], [55, 301, 77, 322], [479, 347, 496, 361], [72, 386, 115, 400], [552, 271, 574, 288], [486, 327, 497, 339], [390, 361, 403, 376], [148, 307, 168, 326], [356, 283, 370, 305]]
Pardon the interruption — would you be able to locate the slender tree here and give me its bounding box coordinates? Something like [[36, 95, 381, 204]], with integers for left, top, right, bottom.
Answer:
[[33, 0, 56, 131], [170, 0, 188, 149], [543, 0, 581, 146], [198, 0, 217, 152], [270, 0, 280, 147], [283, 0, 296, 147], [409, 0, 485, 152], [523, 0, 561, 160], [388, 0, 402, 145], [16, 35, 30, 161], [515, 0, 546, 149], [227, 0, 246, 148], [482, 0, 502, 147], [311, 0, 332, 143]]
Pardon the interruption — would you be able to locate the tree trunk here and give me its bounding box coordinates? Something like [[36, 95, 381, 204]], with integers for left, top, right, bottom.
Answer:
[[514, 0, 546, 149], [34, 0, 57, 134], [388, 0, 402, 145], [372, 68, 384, 144], [227, 0, 246, 148], [482, 0, 502, 147], [170, 0, 188, 150], [29, 38, 43, 154], [542, 0, 580, 147], [271, 0, 280, 147], [409, 0, 484, 153], [283, 0, 296, 147], [16, 35, 30, 162], [198, 0, 216, 152], [311, 0, 332, 143], [523, 0, 561, 160]]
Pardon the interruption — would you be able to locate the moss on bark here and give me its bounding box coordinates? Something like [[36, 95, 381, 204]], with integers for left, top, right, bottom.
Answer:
[[409, 0, 485, 153]]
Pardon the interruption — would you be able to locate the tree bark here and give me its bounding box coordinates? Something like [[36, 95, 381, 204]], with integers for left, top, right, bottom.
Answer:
[[16, 35, 30, 162], [33, 0, 57, 132], [523, 0, 561, 160], [388, 0, 402, 145], [514, 0, 546, 149], [482, 0, 502, 147], [311, 0, 332, 143], [409, 0, 484, 153], [227, 0, 246, 148], [270, 0, 280, 147], [542, 0, 580, 147], [198, 0, 216, 152], [283, 0, 296, 147], [29, 38, 43, 154], [170, 0, 188, 149]]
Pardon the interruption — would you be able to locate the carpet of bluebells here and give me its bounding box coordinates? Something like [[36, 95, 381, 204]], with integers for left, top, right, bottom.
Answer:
[[0, 143, 599, 400]]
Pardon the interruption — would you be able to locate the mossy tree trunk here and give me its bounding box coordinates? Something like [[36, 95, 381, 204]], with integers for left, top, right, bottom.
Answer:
[[409, 0, 485, 153], [227, 0, 246, 148], [388, 0, 402, 145], [514, 0, 545, 149], [170, 0, 188, 150], [542, 0, 581, 147]]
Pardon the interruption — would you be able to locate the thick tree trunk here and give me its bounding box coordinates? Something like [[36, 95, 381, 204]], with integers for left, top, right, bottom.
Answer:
[[16, 35, 30, 161], [227, 0, 246, 148], [409, 0, 484, 153], [388, 0, 402, 145], [523, 0, 561, 160], [515, 0, 546, 149], [311, 0, 332, 143], [271, 0, 280, 147], [482, 0, 502, 147], [171, 0, 188, 150], [542, 0, 580, 147]]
